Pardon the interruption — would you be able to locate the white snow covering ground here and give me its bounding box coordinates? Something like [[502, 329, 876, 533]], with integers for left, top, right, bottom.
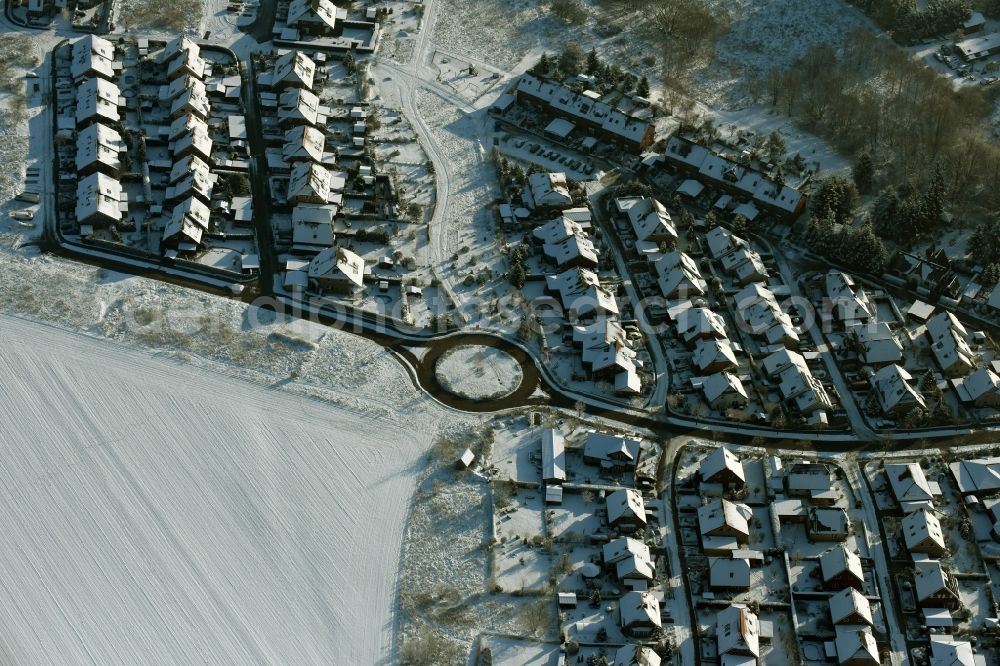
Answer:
[[0, 312, 458, 665], [435, 345, 522, 400]]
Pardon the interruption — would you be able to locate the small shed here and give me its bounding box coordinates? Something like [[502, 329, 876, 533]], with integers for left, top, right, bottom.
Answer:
[[456, 448, 475, 470], [558, 592, 577, 608]]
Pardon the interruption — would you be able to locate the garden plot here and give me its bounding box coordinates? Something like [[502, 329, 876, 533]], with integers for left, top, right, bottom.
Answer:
[[478, 635, 560, 666], [547, 490, 604, 542], [432, 52, 507, 105], [494, 488, 550, 592], [491, 419, 542, 483]]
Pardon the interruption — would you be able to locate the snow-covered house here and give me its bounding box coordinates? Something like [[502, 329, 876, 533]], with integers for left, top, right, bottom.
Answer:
[[692, 338, 738, 375], [926, 312, 976, 378], [848, 322, 903, 367], [733, 283, 799, 348], [544, 267, 618, 320], [165, 43, 205, 81], [606, 488, 646, 531], [76, 171, 122, 229], [571, 320, 641, 395], [820, 545, 865, 591], [716, 604, 760, 660], [288, 161, 331, 205], [533, 217, 598, 269], [541, 428, 566, 485], [903, 508, 948, 556], [291, 204, 336, 252], [719, 246, 768, 285], [834, 625, 879, 666], [170, 79, 210, 120], [286, 0, 345, 35], [283, 125, 326, 164], [614, 196, 677, 248], [526, 172, 572, 209], [272, 50, 316, 90], [307, 246, 364, 296], [870, 365, 926, 418], [603, 537, 650, 567], [708, 557, 751, 590], [171, 123, 213, 162], [885, 462, 934, 512], [915, 560, 960, 609], [700, 446, 745, 489], [161, 197, 211, 251], [614, 645, 661, 666], [654, 251, 706, 299], [278, 88, 321, 126], [165, 156, 213, 204], [618, 590, 660, 637], [584, 432, 641, 472], [675, 307, 727, 348], [829, 587, 873, 626], [75, 122, 123, 177], [953, 367, 1000, 407], [826, 271, 877, 326], [929, 635, 984, 666], [702, 371, 748, 411], [75, 77, 122, 127], [70, 35, 115, 82]]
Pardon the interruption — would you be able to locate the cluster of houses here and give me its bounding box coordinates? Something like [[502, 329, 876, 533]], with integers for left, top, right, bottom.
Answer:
[[492, 73, 656, 155], [529, 174, 643, 396], [272, 0, 380, 53], [257, 49, 369, 298], [54, 35, 259, 273], [644, 135, 807, 222]]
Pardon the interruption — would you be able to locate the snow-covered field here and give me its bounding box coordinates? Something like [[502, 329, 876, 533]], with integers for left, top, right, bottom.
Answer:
[[436, 345, 523, 400], [0, 312, 461, 664]]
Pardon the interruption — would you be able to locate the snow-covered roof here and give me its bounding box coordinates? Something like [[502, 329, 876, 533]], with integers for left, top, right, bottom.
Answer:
[[849, 322, 903, 366], [915, 560, 957, 604], [618, 590, 660, 630], [954, 367, 1000, 404], [929, 635, 981, 666], [885, 462, 934, 505], [826, 270, 877, 324], [167, 113, 207, 142], [585, 432, 640, 464], [834, 625, 879, 665], [527, 172, 572, 208], [75, 172, 121, 225], [709, 557, 750, 589], [172, 123, 213, 160], [160, 36, 199, 65], [829, 587, 873, 626], [170, 79, 210, 119], [675, 307, 727, 345], [308, 246, 365, 288], [70, 35, 114, 81], [820, 545, 864, 585], [614, 644, 661, 666], [871, 365, 926, 414], [949, 457, 1000, 496], [541, 428, 565, 483], [76, 77, 121, 126], [286, 0, 344, 30], [169, 154, 210, 185], [716, 604, 759, 657], [698, 499, 750, 538], [545, 267, 618, 317], [278, 88, 321, 125], [75, 122, 123, 174], [701, 447, 745, 485], [692, 338, 738, 374], [166, 46, 206, 80], [288, 161, 332, 202], [614, 196, 677, 243], [606, 488, 645, 527], [603, 537, 650, 566], [702, 371, 747, 406], [283, 125, 326, 163], [902, 509, 947, 554], [272, 50, 316, 90]]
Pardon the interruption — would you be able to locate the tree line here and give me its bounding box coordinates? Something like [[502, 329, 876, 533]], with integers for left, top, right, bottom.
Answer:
[[847, 0, 973, 44]]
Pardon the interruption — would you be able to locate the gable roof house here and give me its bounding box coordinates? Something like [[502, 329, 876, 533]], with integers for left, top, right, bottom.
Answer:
[[606, 488, 646, 532], [571, 320, 641, 395], [618, 590, 661, 637], [603, 537, 651, 567], [834, 625, 879, 666], [161, 196, 211, 251], [533, 217, 599, 269], [614, 196, 678, 247], [870, 364, 926, 418], [702, 371, 748, 411], [290, 204, 336, 252], [544, 267, 619, 320], [915, 560, 961, 609], [165, 155, 213, 204], [708, 557, 751, 590], [700, 446, 746, 489], [584, 432, 641, 471], [169, 79, 210, 120], [926, 312, 977, 378], [171, 123, 213, 162], [75, 77, 123, 127], [953, 367, 1000, 407], [692, 338, 739, 376], [675, 307, 727, 348], [282, 125, 326, 164], [826, 271, 877, 326], [286, 0, 346, 35], [526, 172, 573, 209], [885, 462, 935, 513], [75, 172, 122, 229], [902, 508, 948, 557], [705, 226, 745, 260], [720, 246, 768, 286], [929, 635, 985, 666], [271, 50, 316, 91], [541, 428, 566, 485], [75, 122, 124, 177], [307, 246, 365, 296], [699, 499, 750, 543], [287, 161, 332, 205], [829, 587, 873, 626], [614, 645, 661, 666], [278, 88, 321, 126], [733, 283, 799, 348], [165, 41, 206, 81], [949, 457, 1000, 498], [716, 605, 760, 659], [70, 35, 115, 82], [820, 545, 865, 591], [848, 322, 903, 368], [654, 251, 706, 299]]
